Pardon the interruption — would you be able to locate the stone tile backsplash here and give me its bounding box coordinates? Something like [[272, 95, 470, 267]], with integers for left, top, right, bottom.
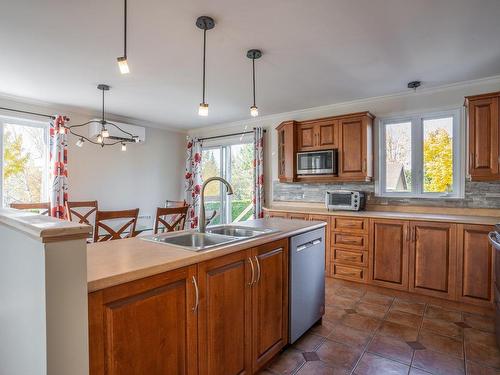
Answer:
[[272, 180, 500, 209]]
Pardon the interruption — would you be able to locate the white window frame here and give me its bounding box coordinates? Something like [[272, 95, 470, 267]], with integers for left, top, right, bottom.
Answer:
[[377, 108, 464, 199], [0, 116, 50, 207]]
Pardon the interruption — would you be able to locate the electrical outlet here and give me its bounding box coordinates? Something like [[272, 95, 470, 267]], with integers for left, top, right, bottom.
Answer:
[[138, 214, 152, 220]]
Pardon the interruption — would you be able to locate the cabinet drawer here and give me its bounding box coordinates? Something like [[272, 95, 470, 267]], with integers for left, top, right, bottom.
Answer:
[[288, 213, 308, 220], [332, 264, 367, 283], [332, 248, 368, 267], [332, 232, 367, 250], [333, 217, 368, 233]]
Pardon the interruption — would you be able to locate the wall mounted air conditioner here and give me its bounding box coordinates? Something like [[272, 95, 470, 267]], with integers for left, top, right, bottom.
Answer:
[[88, 120, 146, 143]]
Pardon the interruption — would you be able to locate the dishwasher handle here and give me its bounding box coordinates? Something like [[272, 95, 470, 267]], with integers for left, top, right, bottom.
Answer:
[[296, 237, 322, 252]]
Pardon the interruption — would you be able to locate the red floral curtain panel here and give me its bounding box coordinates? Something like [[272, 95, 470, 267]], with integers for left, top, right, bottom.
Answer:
[[185, 137, 203, 228], [253, 127, 265, 219], [49, 115, 69, 218]]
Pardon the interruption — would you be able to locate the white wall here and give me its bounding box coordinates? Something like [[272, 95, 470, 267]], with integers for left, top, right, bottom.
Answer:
[[0, 96, 187, 221], [188, 76, 500, 204]]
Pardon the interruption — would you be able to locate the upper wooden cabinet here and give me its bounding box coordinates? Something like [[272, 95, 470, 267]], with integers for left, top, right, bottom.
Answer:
[[276, 112, 374, 183], [465, 92, 500, 180], [277, 121, 297, 182], [297, 119, 338, 151]]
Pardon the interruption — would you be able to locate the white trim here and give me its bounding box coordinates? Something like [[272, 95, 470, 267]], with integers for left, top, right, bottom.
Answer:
[[377, 108, 463, 199]]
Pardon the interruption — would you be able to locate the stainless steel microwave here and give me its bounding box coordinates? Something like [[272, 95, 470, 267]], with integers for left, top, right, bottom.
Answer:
[[296, 150, 337, 175]]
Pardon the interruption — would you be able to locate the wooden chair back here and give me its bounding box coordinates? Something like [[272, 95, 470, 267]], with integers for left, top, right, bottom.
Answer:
[[154, 206, 188, 234], [65, 201, 98, 226], [94, 208, 139, 242], [10, 202, 51, 216]]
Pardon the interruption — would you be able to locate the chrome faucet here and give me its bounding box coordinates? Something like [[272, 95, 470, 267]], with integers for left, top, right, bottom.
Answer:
[[199, 177, 234, 233]]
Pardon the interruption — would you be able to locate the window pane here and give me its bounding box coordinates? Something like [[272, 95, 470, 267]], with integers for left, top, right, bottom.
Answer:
[[201, 148, 222, 225], [423, 117, 453, 193], [230, 143, 253, 222], [3, 123, 47, 207], [385, 122, 412, 192]]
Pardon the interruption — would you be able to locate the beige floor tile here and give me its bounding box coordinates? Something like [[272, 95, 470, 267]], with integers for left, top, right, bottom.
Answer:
[[409, 367, 433, 375], [466, 361, 500, 375], [465, 328, 497, 348], [311, 319, 336, 338], [378, 321, 419, 342], [295, 361, 350, 375], [464, 313, 496, 333], [268, 348, 305, 375], [356, 301, 389, 319], [324, 306, 346, 323], [386, 310, 423, 328], [293, 332, 325, 352], [465, 341, 500, 369], [418, 329, 463, 358], [412, 349, 465, 375], [327, 323, 372, 349], [392, 298, 426, 316], [342, 313, 381, 333], [354, 352, 410, 375], [421, 317, 463, 339], [316, 339, 363, 370], [425, 305, 462, 322], [367, 334, 414, 365], [361, 291, 394, 307]]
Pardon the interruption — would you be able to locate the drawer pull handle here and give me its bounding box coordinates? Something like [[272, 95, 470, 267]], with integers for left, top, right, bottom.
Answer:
[[340, 255, 360, 261], [339, 238, 362, 244]]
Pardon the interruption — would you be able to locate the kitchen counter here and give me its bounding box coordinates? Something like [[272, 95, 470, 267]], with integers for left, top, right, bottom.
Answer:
[[87, 218, 326, 292], [265, 202, 500, 225]]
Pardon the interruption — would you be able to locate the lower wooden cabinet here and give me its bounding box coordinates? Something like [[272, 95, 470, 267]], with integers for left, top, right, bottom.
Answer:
[[409, 221, 457, 300], [457, 224, 495, 306], [197, 250, 253, 375], [89, 240, 289, 375], [88, 266, 198, 375], [369, 219, 409, 291]]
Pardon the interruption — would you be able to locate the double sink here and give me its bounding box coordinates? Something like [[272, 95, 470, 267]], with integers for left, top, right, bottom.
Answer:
[[141, 225, 278, 251]]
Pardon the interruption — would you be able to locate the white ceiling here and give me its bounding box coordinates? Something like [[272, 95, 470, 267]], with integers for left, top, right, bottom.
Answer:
[[1, 0, 500, 130]]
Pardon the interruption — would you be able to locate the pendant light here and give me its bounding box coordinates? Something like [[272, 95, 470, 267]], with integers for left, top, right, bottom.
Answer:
[[116, 0, 130, 74], [196, 16, 215, 116], [247, 49, 262, 117], [66, 84, 140, 150]]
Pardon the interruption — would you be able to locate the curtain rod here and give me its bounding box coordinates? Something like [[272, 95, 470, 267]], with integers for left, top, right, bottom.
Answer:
[[199, 128, 266, 142], [0, 106, 56, 120]]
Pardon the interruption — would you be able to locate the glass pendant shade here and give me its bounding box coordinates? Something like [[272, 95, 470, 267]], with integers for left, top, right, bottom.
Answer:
[[250, 105, 259, 117], [76, 138, 84, 147], [198, 103, 209, 116], [117, 57, 130, 74], [121, 143, 127, 151], [96, 134, 103, 143], [101, 128, 110, 138]]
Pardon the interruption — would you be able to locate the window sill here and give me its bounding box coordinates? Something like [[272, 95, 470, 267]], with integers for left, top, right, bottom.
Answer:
[[376, 194, 464, 200]]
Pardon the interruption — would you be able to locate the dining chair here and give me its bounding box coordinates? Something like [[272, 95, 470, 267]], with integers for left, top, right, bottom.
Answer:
[[65, 200, 98, 225], [10, 202, 51, 216], [94, 208, 140, 242], [154, 206, 188, 234]]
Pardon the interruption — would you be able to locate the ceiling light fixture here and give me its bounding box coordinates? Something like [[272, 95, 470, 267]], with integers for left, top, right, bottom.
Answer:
[[247, 49, 262, 117], [116, 0, 130, 74], [66, 84, 139, 150], [196, 16, 215, 116]]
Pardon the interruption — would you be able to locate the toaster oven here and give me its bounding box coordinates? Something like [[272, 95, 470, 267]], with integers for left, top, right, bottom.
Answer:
[[325, 190, 365, 211]]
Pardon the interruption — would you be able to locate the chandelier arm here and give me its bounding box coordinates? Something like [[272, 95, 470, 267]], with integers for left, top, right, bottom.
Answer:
[[105, 121, 136, 138], [67, 120, 95, 129]]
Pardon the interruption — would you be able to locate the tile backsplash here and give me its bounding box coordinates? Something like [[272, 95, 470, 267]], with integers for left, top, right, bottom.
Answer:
[[272, 180, 500, 209]]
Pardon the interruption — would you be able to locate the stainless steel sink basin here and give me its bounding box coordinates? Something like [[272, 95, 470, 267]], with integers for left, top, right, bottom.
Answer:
[[140, 225, 278, 252], [142, 232, 240, 251], [206, 225, 275, 238]]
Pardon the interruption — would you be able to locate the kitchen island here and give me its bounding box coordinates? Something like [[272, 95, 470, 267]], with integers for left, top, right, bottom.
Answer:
[[87, 218, 326, 375]]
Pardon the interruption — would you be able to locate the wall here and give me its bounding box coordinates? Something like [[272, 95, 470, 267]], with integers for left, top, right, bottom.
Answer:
[[188, 76, 500, 208], [0, 95, 187, 223]]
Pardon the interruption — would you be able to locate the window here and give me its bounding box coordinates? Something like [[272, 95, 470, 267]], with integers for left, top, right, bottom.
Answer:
[[0, 117, 49, 207], [201, 138, 254, 225], [378, 109, 462, 198]]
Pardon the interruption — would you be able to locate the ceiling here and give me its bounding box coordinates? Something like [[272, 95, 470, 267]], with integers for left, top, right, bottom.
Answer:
[[1, 0, 500, 130]]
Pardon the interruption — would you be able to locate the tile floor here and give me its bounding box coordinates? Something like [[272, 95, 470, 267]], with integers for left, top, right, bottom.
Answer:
[[259, 278, 500, 375]]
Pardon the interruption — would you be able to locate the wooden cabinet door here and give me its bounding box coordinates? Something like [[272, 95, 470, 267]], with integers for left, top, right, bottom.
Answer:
[[457, 224, 494, 306], [369, 219, 409, 290], [468, 97, 499, 179], [316, 120, 338, 150], [288, 212, 309, 220], [277, 121, 297, 182], [338, 117, 367, 179], [251, 239, 289, 372], [88, 266, 198, 375], [309, 215, 331, 276], [265, 210, 288, 219], [409, 221, 457, 300], [297, 123, 316, 151], [198, 250, 253, 375]]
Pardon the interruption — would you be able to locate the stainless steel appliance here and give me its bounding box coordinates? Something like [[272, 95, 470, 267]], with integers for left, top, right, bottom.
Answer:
[[488, 224, 500, 347], [296, 150, 337, 175], [325, 190, 365, 211], [289, 227, 325, 343]]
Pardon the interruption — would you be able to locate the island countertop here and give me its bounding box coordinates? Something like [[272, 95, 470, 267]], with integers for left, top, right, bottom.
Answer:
[[87, 218, 326, 292]]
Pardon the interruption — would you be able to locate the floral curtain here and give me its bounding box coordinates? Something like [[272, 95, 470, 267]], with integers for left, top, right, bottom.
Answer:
[[253, 127, 265, 219], [49, 115, 69, 219], [185, 137, 203, 228]]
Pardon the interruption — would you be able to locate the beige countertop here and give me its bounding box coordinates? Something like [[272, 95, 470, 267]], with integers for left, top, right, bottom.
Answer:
[[0, 208, 91, 242], [87, 218, 326, 293], [265, 202, 500, 226]]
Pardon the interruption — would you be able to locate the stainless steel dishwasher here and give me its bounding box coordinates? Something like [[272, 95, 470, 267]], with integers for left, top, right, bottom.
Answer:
[[289, 227, 326, 343]]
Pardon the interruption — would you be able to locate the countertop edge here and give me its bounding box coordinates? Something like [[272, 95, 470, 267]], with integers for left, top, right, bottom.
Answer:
[[87, 220, 326, 293]]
